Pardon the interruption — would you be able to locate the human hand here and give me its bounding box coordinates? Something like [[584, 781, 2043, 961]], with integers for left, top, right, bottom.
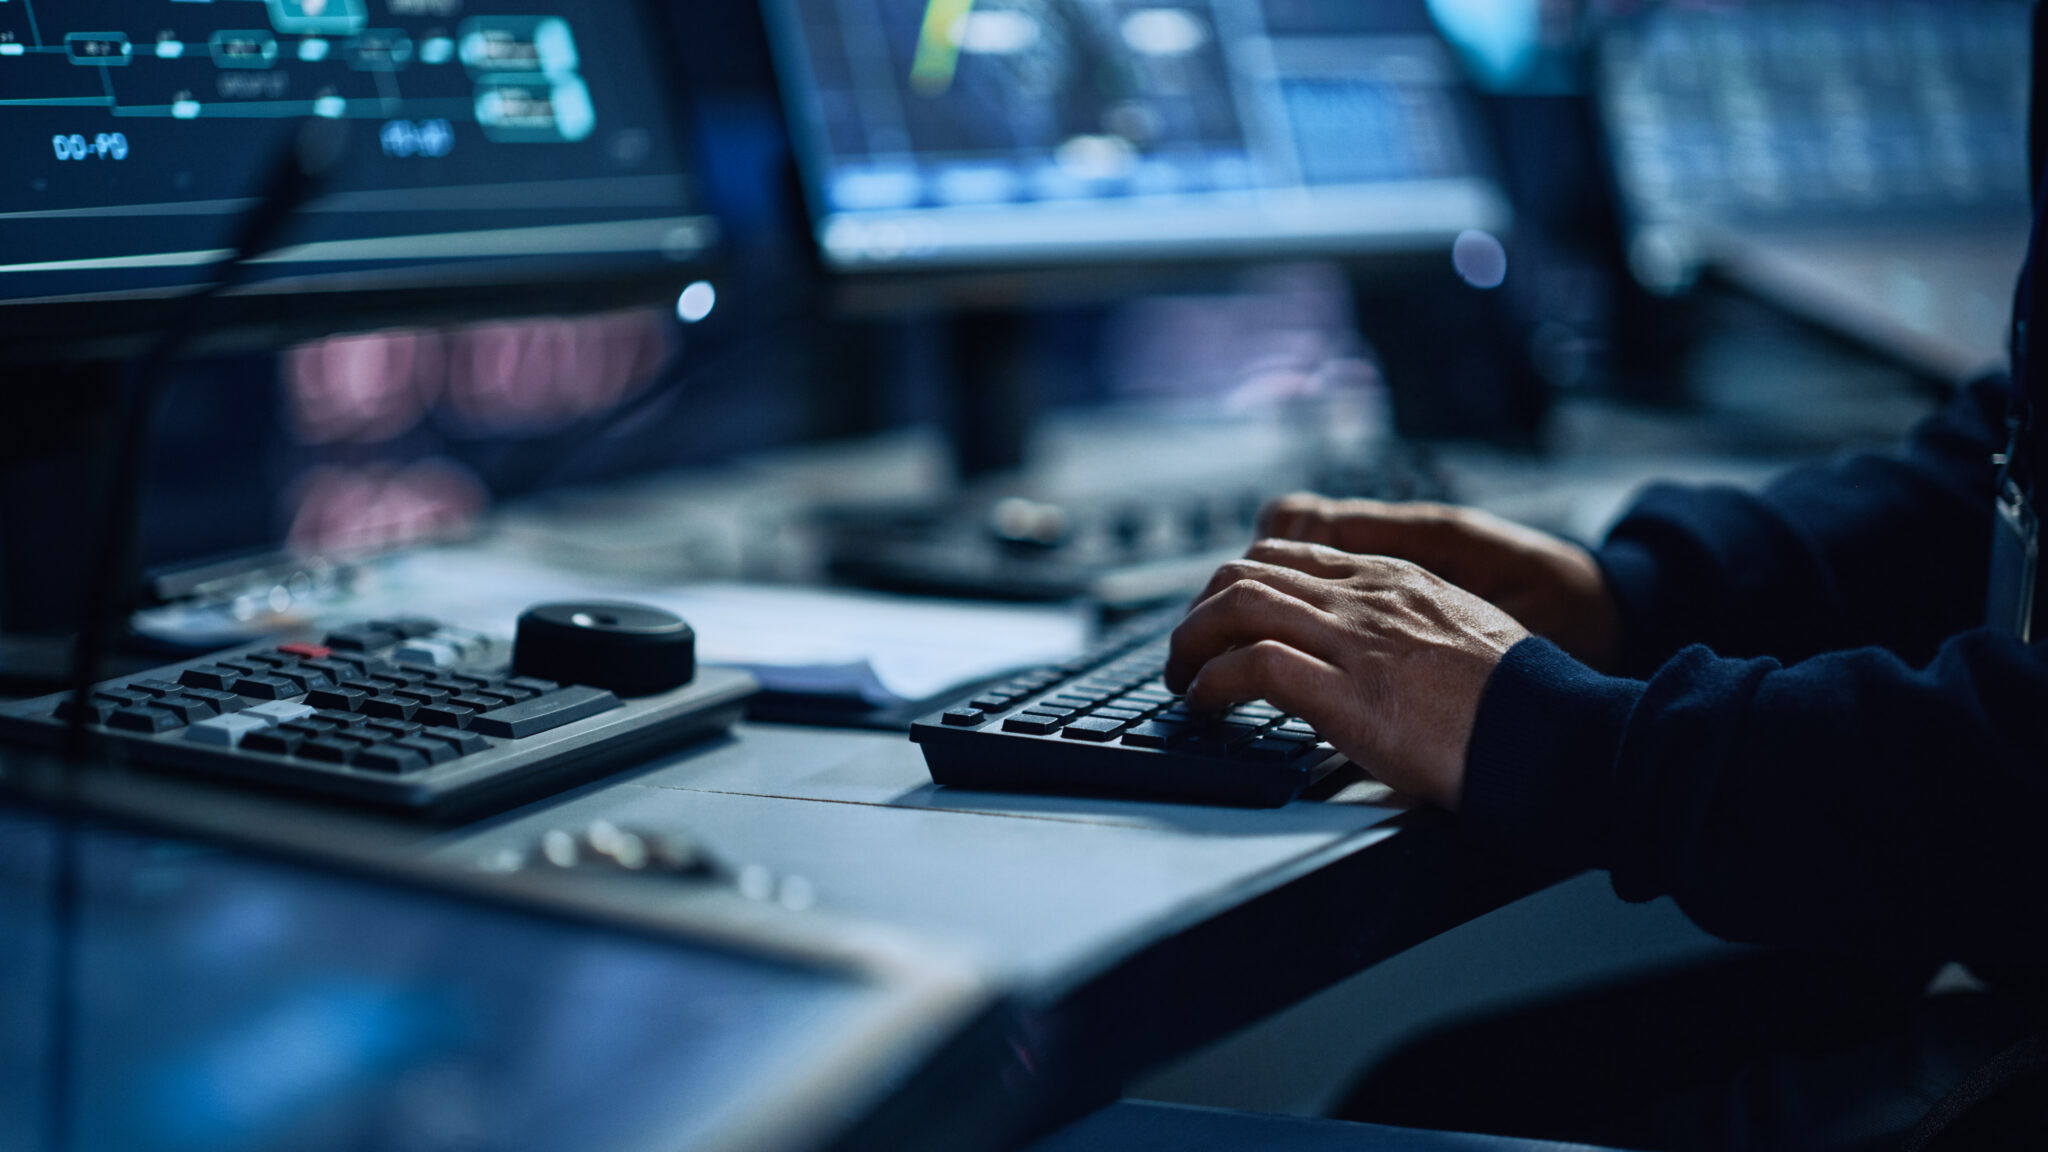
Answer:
[[1259, 493, 1622, 673], [1163, 540, 1531, 809]]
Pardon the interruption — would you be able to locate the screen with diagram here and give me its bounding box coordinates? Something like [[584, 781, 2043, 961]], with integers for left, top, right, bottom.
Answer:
[[0, 0, 713, 318], [765, 0, 1508, 269]]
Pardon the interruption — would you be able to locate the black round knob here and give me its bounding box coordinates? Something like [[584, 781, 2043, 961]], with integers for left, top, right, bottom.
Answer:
[[513, 601, 695, 697]]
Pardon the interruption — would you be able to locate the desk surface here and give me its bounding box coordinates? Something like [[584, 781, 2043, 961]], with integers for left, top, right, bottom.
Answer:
[[427, 722, 1552, 1117]]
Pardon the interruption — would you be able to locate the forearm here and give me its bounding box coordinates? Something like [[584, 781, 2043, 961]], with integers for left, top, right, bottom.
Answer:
[[1463, 633, 2048, 966], [1596, 381, 2006, 676]]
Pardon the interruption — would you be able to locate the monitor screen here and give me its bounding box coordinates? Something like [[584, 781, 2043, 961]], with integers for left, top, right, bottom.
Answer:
[[0, 0, 716, 359], [763, 0, 1509, 271], [0, 800, 962, 1152]]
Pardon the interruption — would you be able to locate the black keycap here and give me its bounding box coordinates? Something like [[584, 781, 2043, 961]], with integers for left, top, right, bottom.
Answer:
[[180, 687, 246, 713], [392, 685, 453, 705], [366, 617, 437, 638], [1044, 694, 1097, 709], [441, 671, 493, 688], [1125, 689, 1173, 704], [364, 720, 422, 740], [1094, 707, 1146, 722], [242, 730, 304, 756], [328, 729, 381, 748], [243, 652, 292, 668], [369, 670, 428, 688], [1274, 721, 1317, 740], [1019, 705, 1076, 721], [153, 696, 223, 724], [325, 627, 402, 652], [126, 679, 183, 698], [354, 745, 427, 773], [1265, 726, 1317, 743], [313, 708, 363, 725], [968, 694, 1013, 712], [336, 679, 384, 696], [178, 665, 240, 691], [53, 698, 112, 725], [419, 729, 490, 756], [266, 669, 317, 694], [297, 660, 352, 683], [107, 707, 183, 733], [1002, 715, 1062, 735], [215, 661, 257, 676], [415, 703, 477, 729], [280, 719, 340, 737], [450, 694, 505, 714], [1236, 737, 1313, 763], [940, 708, 986, 727], [1061, 717, 1125, 741], [477, 681, 540, 703], [93, 688, 151, 709], [393, 737, 457, 765], [466, 690, 519, 708], [1179, 736, 1234, 758], [306, 687, 368, 712], [1234, 703, 1283, 718], [505, 676, 558, 694], [359, 695, 418, 721], [1120, 720, 1188, 749], [230, 675, 298, 700], [469, 685, 621, 739], [295, 738, 359, 763]]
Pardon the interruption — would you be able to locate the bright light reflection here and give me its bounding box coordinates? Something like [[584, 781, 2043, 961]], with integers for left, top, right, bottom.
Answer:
[[676, 280, 716, 323]]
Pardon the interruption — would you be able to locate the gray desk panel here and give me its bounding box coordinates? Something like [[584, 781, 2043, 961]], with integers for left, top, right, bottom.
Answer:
[[438, 724, 1406, 984]]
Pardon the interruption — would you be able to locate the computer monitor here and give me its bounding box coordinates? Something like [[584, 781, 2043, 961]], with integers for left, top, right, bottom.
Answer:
[[0, 0, 717, 363], [761, 0, 1510, 275], [0, 791, 1014, 1152]]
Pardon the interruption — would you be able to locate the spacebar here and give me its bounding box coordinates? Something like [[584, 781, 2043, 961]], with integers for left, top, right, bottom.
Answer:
[[470, 685, 621, 738]]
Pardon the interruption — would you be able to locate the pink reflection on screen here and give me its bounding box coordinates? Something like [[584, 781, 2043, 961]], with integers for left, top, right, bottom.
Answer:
[[286, 459, 488, 556], [285, 309, 670, 444]]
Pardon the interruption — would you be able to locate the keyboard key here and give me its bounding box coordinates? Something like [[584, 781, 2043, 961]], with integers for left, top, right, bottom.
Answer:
[[126, 679, 183, 698], [478, 681, 541, 703], [185, 713, 270, 747], [179, 687, 246, 713], [505, 676, 558, 694], [469, 685, 621, 739], [450, 694, 507, 714], [306, 687, 368, 712], [1093, 707, 1146, 722], [354, 745, 427, 773], [1061, 717, 1125, 741], [359, 695, 419, 721], [968, 694, 1013, 711], [245, 700, 317, 725], [364, 720, 423, 740], [1120, 720, 1188, 749], [296, 660, 352, 684], [324, 627, 402, 652], [416, 703, 477, 729], [231, 675, 299, 700], [243, 652, 292, 668], [392, 685, 453, 705], [1275, 721, 1317, 740], [242, 730, 304, 756], [1266, 726, 1317, 743], [419, 729, 490, 757], [366, 617, 437, 639], [941, 708, 986, 727], [393, 640, 461, 668], [280, 719, 340, 738], [277, 642, 333, 660], [1236, 737, 1313, 763], [1002, 715, 1062, 735], [108, 707, 183, 733], [93, 688, 152, 710], [1178, 736, 1234, 758], [294, 738, 359, 764], [177, 665, 243, 692], [393, 736, 457, 765], [1019, 705, 1076, 721], [153, 696, 224, 724]]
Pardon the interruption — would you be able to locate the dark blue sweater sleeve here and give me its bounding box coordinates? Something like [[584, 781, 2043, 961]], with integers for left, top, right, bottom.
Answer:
[[1465, 634, 2048, 965], [1460, 379, 2048, 965], [1597, 380, 2007, 677]]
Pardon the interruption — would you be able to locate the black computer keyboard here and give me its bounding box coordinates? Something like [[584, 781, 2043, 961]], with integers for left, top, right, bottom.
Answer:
[[911, 613, 1347, 807], [0, 618, 756, 817]]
